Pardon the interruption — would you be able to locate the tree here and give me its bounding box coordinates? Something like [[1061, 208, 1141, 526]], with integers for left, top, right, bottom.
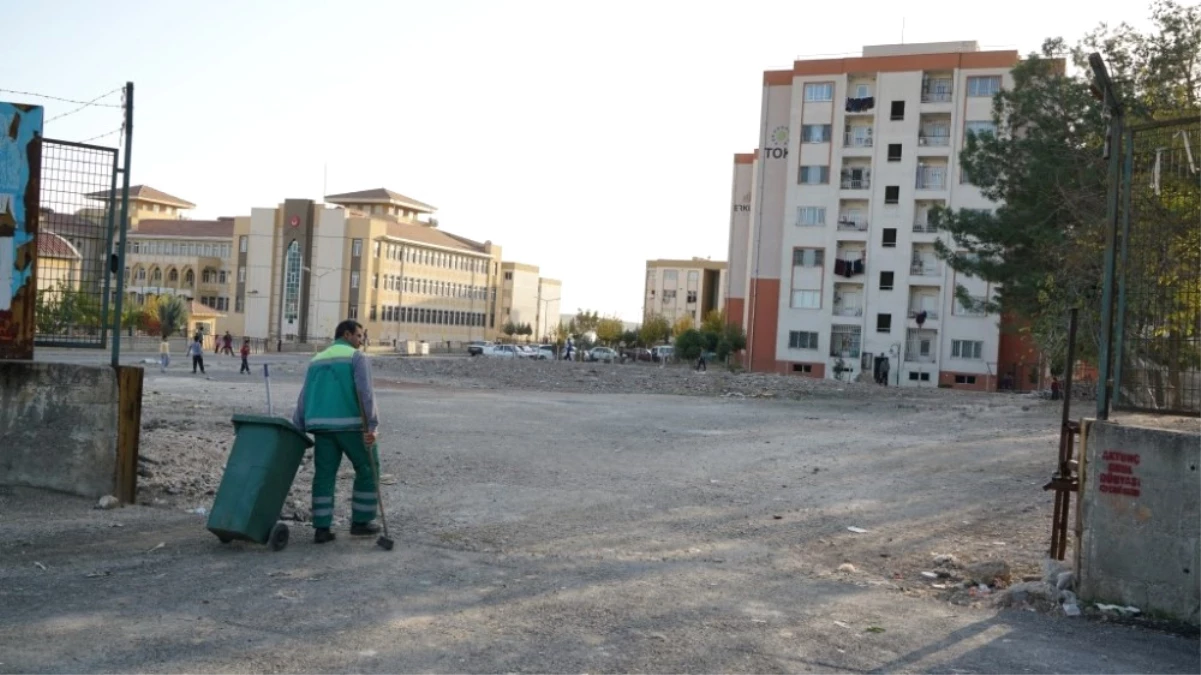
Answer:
[[502, 320, 517, 340], [674, 328, 705, 361], [620, 329, 639, 347], [552, 322, 570, 348], [716, 322, 747, 363], [930, 0, 1200, 372], [701, 309, 725, 335], [573, 309, 600, 335], [156, 295, 189, 340], [35, 283, 100, 336], [595, 317, 624, 346], [639, 314, 671, 347], [672, 315, 694, 337]]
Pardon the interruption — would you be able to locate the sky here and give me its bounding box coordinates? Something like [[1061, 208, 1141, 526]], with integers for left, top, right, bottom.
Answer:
[[4, 0, 1154, 322]]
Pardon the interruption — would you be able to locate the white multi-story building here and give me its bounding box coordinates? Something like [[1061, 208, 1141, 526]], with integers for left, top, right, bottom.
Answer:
[[731, 41, 1018, 390]]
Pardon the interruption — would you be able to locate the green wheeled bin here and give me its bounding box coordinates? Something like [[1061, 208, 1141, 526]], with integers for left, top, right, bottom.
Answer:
[[207, 414, 313, 551]]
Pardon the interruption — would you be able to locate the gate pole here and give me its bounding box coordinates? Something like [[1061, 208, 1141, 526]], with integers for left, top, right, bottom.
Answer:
[[111, 82, 134, 369]]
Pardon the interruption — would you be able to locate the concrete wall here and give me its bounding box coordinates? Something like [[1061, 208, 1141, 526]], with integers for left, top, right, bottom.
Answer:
[[1079, 419, 1200, 624], [0, 361, 120, 498]]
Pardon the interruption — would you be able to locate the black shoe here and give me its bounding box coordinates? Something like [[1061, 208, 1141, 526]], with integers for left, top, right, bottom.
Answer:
[[314, 528, 336, 544], [350, 521, 380, 536]]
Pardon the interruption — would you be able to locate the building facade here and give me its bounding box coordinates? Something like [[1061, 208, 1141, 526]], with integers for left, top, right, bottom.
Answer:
[[535, 276, 561, 342], [223, 189, 504, 346], [643, 258, 727, 326], [728, 41, 1017, 389], [500, 262, 540, 331]]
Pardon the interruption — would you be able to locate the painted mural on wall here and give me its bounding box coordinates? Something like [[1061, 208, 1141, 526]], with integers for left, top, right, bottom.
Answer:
[[0, 102, 43, 359]]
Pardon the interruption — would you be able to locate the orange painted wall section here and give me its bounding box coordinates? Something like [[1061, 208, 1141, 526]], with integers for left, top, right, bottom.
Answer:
[[938, 371, 993, 391], [725, 298, 745, 328], [746, 278, 780, 373]]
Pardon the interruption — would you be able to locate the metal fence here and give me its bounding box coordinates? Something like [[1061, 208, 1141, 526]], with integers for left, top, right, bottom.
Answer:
[[35, 138, 120, 348], [1112, 117, 1201, 416]]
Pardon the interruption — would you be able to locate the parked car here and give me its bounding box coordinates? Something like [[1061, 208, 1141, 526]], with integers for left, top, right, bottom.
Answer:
[[516, 345, 540, 358], [536, 345, 556, 360], [622, 348, 653, 362], [467, 341, 491, 356], [651, 345, 674, 363], [482, 344, 519, 358], [587, 347, 618, 363]]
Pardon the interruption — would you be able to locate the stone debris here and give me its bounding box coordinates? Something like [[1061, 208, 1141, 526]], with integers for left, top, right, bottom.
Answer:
[[965, 560, 1011, 585], [837, 563, 857, 574], [96, 495, 119, 510]]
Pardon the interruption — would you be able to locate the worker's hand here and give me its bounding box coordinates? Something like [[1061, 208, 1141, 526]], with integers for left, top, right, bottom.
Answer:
[[364, 430, 378, 446]]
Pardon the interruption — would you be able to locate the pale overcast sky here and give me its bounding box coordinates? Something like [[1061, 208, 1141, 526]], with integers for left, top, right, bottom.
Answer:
[[5, 1, 1152, 321]]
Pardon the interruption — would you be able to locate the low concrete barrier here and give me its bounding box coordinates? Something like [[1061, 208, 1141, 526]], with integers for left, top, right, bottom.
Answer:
[[0, 361, 142, 501], [1079, 419, 1200, 624]]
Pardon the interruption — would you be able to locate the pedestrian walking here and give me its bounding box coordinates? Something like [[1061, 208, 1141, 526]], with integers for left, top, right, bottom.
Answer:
[[159, 337, 170, 373], [291, 320, 383, 544], [239, 337, 251, 374], [222, 331, 234, 356], [188, 336, 206, 374]]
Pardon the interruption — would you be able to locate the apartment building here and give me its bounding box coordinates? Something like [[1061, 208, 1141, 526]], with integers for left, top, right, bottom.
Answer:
[[643, 258, 727, 326], [223, 189, 504, 345], [726, 153, 755, 331], [729, 41, 1017, 389], [500, 262, 539, 330]]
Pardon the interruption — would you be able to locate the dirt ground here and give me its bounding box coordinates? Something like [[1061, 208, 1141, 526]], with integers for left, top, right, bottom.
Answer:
[[0, 354, 1197, 673]]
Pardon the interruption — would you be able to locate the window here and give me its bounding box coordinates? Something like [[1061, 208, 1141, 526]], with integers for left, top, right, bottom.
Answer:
[[168, 269, 178, 283], [350, 271, 360, 289], [688, 270, 699, 285], [879, 271, 894, 290], [372, 274, 379, 289], [373, 242, 381, 258], [238, 266, 245, 283], [218, 271, 227, 284], [887, 144, 902, 162], [792, 248, 825, 267], [965, 120, 997, 139], [791, 290, 820, 309], [235, 297, 244, 313], [663, 290, 677, 301], [796, 207, 825, 226], [952, 339, 984, 359], [348, 304, 358, 320], [967, 76, 1002, 97], [890, 101, 905, 120], [792, 363, 813, 374], [663, 270, 678, 283], [370, 305, 378, 321], [908, 371, 932, 382], [882, 228, 897, 248], [789, 331, 819, 350], [854, 83, 871, 98], [830, 326, 861, 357], [955, 375, 978, 385], [801, 124, 831, 143], [239, 236, 247, 253], [804, 83, 833, 102], [283, 241, 301, 324], [876, 313, 892, 333], [955, 295, 988, 317], [686, 290, 698, 304], [151, 268, 162, 282], [885, 186, 900, 204], [798, 166, 830, 185], [352, 239, 362, 257]]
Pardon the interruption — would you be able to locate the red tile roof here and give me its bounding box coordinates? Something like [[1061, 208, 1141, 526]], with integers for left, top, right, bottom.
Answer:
[[188, 300, 224, 317], [325, 188, 436, 213], [38, 232, 82, 259], [135, 219, 234, 238], [85, 185, 196, 209]]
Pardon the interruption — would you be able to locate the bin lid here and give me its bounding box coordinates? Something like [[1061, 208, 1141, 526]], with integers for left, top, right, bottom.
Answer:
[[231, 413, 315, 448]]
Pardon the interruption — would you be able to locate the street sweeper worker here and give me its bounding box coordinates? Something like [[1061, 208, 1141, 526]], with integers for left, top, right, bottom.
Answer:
[[291, 319, 382, 544]]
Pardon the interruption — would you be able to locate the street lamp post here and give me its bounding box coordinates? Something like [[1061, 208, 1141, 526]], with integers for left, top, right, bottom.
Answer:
[[537, 295, 560, 343], [302, 266, 334, 342]]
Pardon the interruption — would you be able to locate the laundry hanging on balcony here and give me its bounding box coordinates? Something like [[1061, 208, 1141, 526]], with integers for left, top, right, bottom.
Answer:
[[845, 96, 875, 112], [833, 258, 866, 278]]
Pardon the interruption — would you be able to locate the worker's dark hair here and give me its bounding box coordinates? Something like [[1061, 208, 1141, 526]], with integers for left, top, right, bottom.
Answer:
[[334, 320, 362, 341]]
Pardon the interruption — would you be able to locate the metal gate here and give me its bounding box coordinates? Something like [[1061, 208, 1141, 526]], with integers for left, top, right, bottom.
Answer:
[[35, 138, 120, 348], [1112, 117, 1201, 416]]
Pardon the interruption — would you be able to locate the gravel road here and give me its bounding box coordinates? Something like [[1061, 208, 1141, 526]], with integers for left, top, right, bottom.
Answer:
[[0, 354, 1196, 673]]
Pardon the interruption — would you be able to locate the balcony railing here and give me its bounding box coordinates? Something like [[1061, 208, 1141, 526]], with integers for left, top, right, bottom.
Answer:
[[910, 262, 941, 277], [843, 132, 873, 147], [837, 218, 868, 231], [917, 134, 950, 147], [916, 168, 948, 190], [913, 222, 938, 233], [908, 309, 940, 321], [834, 306, 864, 317], [840, 171, 871, 190], [845, 96, 875, 114], [920, 90, 953, 103]]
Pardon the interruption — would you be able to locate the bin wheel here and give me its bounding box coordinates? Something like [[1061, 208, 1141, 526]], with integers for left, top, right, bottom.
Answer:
[[269, 523, 289, 551], [218, 535, 233, 544]]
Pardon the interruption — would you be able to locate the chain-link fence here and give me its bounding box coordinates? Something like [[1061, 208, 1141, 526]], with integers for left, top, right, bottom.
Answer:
[[35, 138, 119, 348], [1112, 117, 1201, 416]]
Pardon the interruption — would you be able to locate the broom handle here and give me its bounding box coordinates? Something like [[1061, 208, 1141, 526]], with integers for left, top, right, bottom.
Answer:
[[355, 387, 389, 533]]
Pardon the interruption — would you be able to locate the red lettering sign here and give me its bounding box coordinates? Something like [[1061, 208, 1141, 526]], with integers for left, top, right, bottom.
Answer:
[[1098, 449, 1142, 498]]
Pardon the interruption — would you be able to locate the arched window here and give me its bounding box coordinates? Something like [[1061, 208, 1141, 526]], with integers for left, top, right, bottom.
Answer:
[[168, 269, 179, 283], [184, 269, 194, 286], [151, 268, 162, 283]]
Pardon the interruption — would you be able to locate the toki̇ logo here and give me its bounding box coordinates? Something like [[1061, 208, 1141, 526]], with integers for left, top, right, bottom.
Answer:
[[764, 125, 789, 159]]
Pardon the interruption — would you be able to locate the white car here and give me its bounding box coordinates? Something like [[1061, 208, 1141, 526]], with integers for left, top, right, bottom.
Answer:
[[536, 345, 556, 360], [516, 345, 540, 358], [482, 345, 520, 358]]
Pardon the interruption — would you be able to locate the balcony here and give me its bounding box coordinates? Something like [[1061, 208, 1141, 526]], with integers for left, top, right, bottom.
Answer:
[[915, 165, 948, 191], [844, 96, 875, 115], [913, 221, 939, 233], [843, 130, 873, 148], [910, 262, 941, 277], [907, 308, 939, 321], [917, 133, 950, 147], [840, 169, 871, 190], [834, 305, 864, 318], [837, 217, 868, 232], [920, 73, 954, 104], [829, 327, 862, 358], [905, 328, 938, 363]]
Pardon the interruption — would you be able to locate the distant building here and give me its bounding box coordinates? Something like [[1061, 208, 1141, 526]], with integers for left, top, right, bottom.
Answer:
[[643, 258, 727, 326]]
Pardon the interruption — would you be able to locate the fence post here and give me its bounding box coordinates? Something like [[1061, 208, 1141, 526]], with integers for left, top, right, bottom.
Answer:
[[111, 82, 134, 369]]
